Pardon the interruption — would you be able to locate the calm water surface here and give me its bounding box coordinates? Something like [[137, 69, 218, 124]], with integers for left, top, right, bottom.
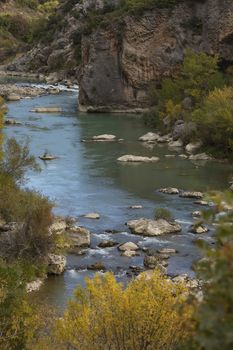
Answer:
[[4, 87, 232, 310]]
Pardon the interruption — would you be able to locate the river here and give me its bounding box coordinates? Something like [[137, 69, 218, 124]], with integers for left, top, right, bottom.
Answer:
[[4, 84, 232, 310]]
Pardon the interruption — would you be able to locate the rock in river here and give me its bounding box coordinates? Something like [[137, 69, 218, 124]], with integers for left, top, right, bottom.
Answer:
[[158, 187, 179, 195], [118, 242, 139, 251], [117, 155, 160, 163], [31, 107, 62, 113], [47, 254, 66, 275], [87, 262, 106, 271], [127, 218, 181, 236], [185, 141, 202, 154], [138, 132, 160, 142], [179, 191, 203, 199], [83, 212, 100, 219], [189, 153, 212, 161], [92, 134, 116, 141], [68, 226, 90, 248], [98, 240, 117, 248], [190, 224, 209, 234]]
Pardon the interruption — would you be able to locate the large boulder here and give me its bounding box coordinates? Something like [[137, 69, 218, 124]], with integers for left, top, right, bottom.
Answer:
[[168, 139, 183, 148], [68, 226, 90, 247], [127, 218, 181, 236], [117, 155, 160, 163], [47, 254, 66, 275]]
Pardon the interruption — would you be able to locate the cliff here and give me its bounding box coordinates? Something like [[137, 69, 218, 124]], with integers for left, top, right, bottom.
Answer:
[[5, 0, 233, 111]]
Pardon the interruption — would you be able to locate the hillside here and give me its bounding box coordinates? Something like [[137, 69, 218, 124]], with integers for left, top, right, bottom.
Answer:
[[0, 0, 57, 63]]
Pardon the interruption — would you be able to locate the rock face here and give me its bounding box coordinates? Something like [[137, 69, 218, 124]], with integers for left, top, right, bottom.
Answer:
[[127, 218, 181, 236], [78, 0, 233, 111], [47, 254, 66, 275]]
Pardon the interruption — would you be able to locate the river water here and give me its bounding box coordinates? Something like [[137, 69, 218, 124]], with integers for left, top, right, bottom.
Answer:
[[4, 85, 233, 310]]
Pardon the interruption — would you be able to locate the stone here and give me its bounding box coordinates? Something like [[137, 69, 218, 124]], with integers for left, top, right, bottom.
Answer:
[[192, 211, 202, 218], [158, 187, 179, 195], [98, 240, 117, 248], [39, 154, 57, 161], [189, 153, 212, 161], [68, 226, 90, 247], [157, 248, 177, 254], [6, 94, 21, 101], [49, 217, 67, 234], [92, 134, 116, 141], [26, 279, 43, 293], [172, 121, 196, 141], [144, 255, 168, 269], [138, 132, 160, 142], [83, 212, 100, 219], [168, 139, 183, 148], [87, 262, 106, 271], [31, 107, 62, 113], [130, 205, 143, 209], [118, 242, 139, 251], [185, 142, 202, 154], [157, 135, 171, 143], [121, 250, 138, 257], [4, 119, 22, 125], [178, 154, 188, 159], [179, 191, 203, 199], [47, 254, 66, 275], [194, 200, 209, 206], [190, 224, 209, 234], [127, 218, 181, 236], [117, 155, 160, 163]]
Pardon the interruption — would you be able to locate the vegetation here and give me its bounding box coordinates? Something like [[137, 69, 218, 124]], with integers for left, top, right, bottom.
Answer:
[[37, 271, 193, 350], [155, 207, 174, 221], [144, 50, 233, 159]]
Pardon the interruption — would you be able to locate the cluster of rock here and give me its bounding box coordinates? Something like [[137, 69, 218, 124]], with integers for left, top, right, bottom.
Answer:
[[127, 218, 181, 236], [0, 84, 60, 100]]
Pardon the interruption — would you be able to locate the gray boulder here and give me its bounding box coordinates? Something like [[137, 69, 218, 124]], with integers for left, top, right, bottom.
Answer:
[[127, 218, 181, 236]]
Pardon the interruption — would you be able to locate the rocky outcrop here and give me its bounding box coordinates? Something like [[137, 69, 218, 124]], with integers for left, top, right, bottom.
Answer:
[[47, 254, 66, 275]]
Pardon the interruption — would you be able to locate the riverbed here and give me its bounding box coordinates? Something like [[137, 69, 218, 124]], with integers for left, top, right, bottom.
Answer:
[[4, 84, 232, 310]]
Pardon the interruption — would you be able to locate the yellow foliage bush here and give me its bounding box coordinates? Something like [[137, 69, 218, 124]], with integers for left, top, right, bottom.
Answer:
[[40, 271, 194, 350]]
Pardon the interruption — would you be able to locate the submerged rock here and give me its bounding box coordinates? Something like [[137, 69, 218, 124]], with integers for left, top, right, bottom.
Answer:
[[194, 200, 209, 206], [39, 153, 57, 161], [127, 218, 181, 236], [117, 155, 160, 163], [179, 191, 203, 199], [158, 187, 179, 195], [47, 254, 66, 275], [138, 132, 160, 142], [157, 248, 177, 254]]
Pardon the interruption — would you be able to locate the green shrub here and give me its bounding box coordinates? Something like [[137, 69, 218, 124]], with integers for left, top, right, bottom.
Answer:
[[192, 86, 233, 158], [155, 207, 174, 221]]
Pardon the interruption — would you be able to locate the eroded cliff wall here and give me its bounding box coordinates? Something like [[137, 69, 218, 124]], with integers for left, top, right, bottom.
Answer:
[[79, 0, 233, 111]]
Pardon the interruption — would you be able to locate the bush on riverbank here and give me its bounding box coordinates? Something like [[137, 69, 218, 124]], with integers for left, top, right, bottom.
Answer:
[[36, 271, 194, 350]]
